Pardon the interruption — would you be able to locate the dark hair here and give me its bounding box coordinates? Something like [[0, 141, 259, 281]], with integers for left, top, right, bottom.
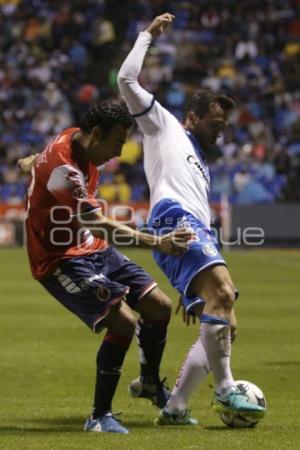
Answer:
[[185, 90, 235, 118], [80, 101, 134, 136]]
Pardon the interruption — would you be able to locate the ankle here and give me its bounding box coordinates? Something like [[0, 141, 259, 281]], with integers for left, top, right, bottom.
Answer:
[[140, 374, 160, 385], [217, 384, 235, 398], [91, 409, 110, 420]]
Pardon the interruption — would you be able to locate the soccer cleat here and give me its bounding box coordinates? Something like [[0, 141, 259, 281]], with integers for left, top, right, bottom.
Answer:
[[84, 412, 129, 434], [128, 377, 170, 408], [212, 387, 266, 417], [154, 408, 198, 426]]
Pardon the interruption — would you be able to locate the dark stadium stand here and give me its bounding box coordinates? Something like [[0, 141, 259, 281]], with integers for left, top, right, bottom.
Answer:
[[1, 0, 300, 206]]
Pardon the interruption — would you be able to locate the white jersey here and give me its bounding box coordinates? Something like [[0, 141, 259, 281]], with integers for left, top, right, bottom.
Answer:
[[118, 31, 211, 228]]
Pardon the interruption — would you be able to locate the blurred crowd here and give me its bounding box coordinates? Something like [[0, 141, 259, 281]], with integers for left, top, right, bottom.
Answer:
[[1, 0, 300, 206]]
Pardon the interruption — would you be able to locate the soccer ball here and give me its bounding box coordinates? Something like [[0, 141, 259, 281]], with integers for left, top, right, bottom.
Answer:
[[219, 380, 266, 428]]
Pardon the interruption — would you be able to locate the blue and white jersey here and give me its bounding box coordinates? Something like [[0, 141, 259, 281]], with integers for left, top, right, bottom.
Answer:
[[118, 31, 211, 229], [118, 31, 228, 308]]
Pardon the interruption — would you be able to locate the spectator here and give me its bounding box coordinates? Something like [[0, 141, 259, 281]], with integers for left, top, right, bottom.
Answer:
[[1, 0, 300, 207]]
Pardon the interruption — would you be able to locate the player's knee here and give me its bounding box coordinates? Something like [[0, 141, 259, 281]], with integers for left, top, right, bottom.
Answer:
[[215, 282, 236, 312], [139, 288, 172, 322], [121, 314, 137, 337], [156, 294, 172, 320], [109, 311, 137, 337]]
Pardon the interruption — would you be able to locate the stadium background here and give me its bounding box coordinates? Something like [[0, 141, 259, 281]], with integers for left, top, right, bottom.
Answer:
[[0, 2, 300, 449], [1, 0, 300, 246]]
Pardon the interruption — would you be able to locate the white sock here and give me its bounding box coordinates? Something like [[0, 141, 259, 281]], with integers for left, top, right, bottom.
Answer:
[[200, 322, 234, 397], [165, 331, 210, 414]]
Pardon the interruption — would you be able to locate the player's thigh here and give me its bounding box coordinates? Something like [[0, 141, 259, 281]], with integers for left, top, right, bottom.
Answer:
[[134, 286, 172, 321], [101, 300, 137, 337], [107, 248, 159, 309], [191, 264, 236, 308]]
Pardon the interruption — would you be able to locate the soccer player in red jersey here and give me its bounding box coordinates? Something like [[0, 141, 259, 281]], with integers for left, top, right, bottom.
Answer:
[[21, 101, 190, 434]]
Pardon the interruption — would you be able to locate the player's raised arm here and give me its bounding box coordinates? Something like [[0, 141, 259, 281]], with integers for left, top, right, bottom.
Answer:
[[117, 13, 175, 136]]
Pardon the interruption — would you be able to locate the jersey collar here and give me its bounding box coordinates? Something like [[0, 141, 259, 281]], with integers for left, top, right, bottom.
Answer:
[[184, 128, 207, 161]]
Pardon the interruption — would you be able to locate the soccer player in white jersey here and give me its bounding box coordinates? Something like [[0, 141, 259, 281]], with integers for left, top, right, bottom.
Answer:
[[118, 13, 265, 425]]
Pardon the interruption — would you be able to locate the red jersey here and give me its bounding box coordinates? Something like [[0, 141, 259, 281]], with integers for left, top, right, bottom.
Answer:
[[25, 127, 108, 279]]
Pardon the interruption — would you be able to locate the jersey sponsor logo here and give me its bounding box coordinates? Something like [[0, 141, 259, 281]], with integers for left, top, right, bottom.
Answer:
[[47, 165, 85, 194], [53, 268, 81, 293], [66, 167, 85, 186], [96, 285, 111, 302], [186, 155, 210, 186], [73, 186, 87, 200], [202, 242, 218, 257]]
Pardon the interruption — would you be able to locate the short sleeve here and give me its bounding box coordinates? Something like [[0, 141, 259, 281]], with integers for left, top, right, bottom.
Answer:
[[47, 164, 101, 216]]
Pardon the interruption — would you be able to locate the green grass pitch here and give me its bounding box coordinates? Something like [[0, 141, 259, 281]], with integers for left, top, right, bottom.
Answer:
[[0, 248, 300, 450]]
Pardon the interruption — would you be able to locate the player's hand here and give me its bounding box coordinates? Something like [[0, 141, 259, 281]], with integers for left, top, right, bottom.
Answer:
[[17, 154, 37, 173], [146, 13, 175, 38], [175, 295, 196, 326], [156, 229, 193, 256]]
